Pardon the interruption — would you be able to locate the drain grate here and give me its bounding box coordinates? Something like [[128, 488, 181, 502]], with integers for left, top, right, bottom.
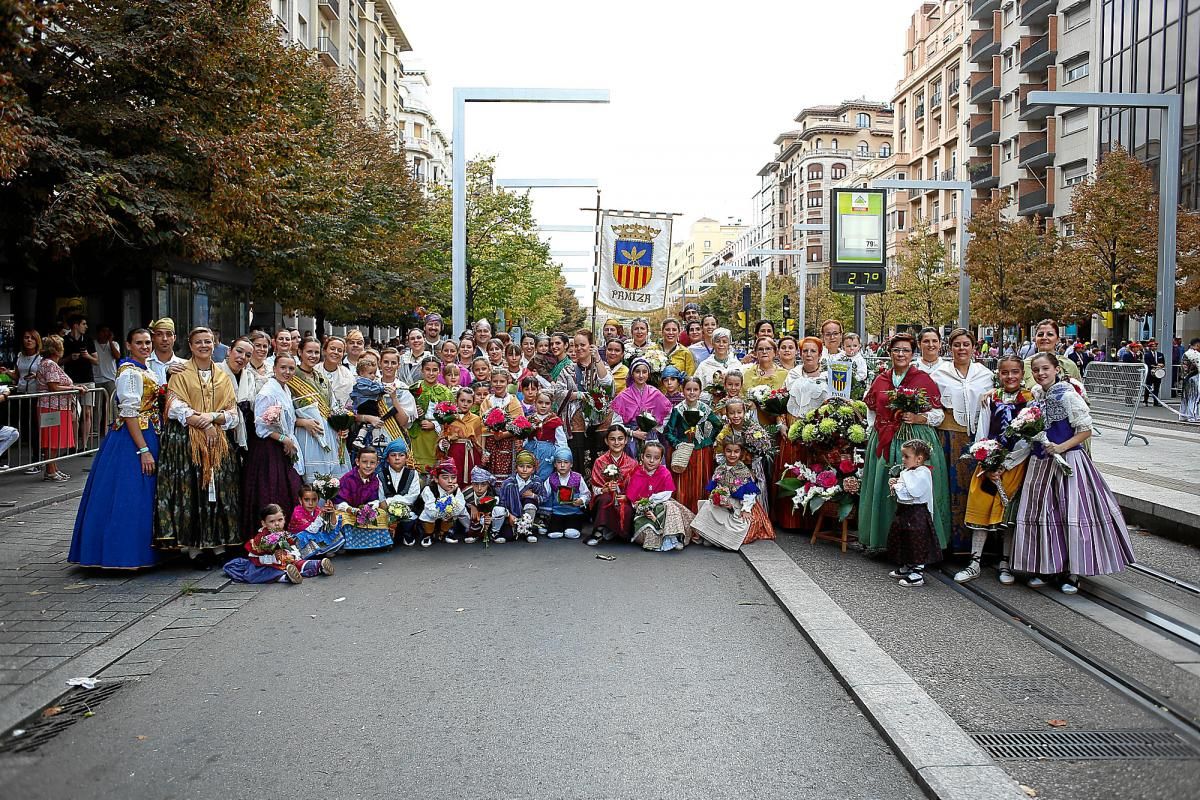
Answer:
[[0, 681, 125, 755], [972, 729, 1199, 760], [989, 675, 1083, 705]]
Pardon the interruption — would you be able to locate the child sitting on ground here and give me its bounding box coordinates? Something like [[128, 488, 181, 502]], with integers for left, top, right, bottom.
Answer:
[[626, 441, 695, 552], [689, 434, 773, 550], [541, 447, 590, 540], [496, 450, 546, 544], [287, 484, 345, 559], [464, 466, 498, 544], [378, 437, 422, 547], [224, 503, 334, 585], [417, 459, 470, 546], [887, 439, 941, 588], [588, 424, 637, 546]]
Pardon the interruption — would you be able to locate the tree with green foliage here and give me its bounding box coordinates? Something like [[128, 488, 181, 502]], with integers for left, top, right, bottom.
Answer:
[[696, 272, 801, 335], [894, 220, 958, 327], [965, 192, 1059, 333]]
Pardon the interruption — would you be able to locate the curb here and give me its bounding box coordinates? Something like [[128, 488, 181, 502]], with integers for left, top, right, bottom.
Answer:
[[741, 540, 1027, 800], [0, 488, 84, 520]]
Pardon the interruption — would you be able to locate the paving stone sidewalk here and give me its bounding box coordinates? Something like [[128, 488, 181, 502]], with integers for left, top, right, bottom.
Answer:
[[0, 487, 235, 703]]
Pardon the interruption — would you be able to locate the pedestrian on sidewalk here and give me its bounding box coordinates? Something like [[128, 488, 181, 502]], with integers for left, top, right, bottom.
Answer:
[[35, 334, 88, 483], [886, 439, 942, 587], [1012, 353, 1136, 594], [69, 328, 161, 569]]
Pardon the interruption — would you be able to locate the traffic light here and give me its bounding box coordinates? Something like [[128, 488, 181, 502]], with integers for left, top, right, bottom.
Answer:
[[1111, 284, 1125, 311], [782, 295, 793, 333], [1100, 311, 1114, 329], [736, 311, 748, 329]]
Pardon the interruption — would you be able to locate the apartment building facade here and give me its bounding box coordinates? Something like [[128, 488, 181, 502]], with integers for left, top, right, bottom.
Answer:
[[758, 101, 895, 290], [667, 218, 747, 306], [966, 0, 1098, 231]]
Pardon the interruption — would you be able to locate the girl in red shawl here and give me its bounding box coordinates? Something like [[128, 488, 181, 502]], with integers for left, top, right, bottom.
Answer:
[[856, 333, 952, 551], [588, 424, 638, 545]]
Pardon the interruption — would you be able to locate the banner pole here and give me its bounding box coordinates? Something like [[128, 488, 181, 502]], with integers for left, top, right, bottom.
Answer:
[[590, 189, 602, 335]]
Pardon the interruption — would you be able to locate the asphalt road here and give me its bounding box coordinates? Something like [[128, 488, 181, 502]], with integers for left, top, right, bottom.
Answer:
[[5, 541, 922, 800]]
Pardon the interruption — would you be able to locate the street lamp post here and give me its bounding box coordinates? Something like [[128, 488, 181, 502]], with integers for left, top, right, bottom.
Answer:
[[870, 178, 973, 331], [452, 88, 609, 334], [1028, 90, 1182, 381]]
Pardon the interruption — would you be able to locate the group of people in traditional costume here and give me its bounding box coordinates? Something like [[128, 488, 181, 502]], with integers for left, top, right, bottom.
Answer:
[[62, 307, 1136, 593]]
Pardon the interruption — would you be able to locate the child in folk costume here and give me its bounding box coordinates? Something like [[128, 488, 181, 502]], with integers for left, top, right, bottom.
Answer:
[[464, 467, 499, 544], [690, 435, 773, 550], [349, 360, 386, 412], [713, 398, 769, 510], [719, 370, 745, 414], [441, 386, 483, 487], [663, 376, 724, 513], [659, 366, 686, 407], [333, 448, 393, 551], [588, 425, 638, 546], [957, 355, 1034, 585], [626, 441, 696, 552], [518, 375, 541, 414], [541, 447, 590, 541], [479, 367, 525, 480], [1013, 353, 1136, 594], [611, 358, 673, 457], [886, 439, 941, 588], [495, 450, 547, 544], [378, 437, 422, 547], [525, 392, 567, 484], [287, 484, 345, 560], [416, 459, 470, 547], [409, 356, 455, 473], [224, 504, 334, 585]]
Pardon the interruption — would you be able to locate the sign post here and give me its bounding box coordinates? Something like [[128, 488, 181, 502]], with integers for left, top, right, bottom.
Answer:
[[829, 188, 886, 336]]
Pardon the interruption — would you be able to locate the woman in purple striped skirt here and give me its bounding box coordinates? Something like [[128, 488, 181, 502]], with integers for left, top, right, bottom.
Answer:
[[1012, 353, 1135, 593]]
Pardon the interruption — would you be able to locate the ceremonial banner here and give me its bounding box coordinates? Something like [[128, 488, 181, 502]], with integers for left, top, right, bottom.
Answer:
[[597, 214, 673, 311], [828, 361, 852, 399]]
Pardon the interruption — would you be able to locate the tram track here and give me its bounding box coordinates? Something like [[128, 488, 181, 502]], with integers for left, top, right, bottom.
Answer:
[[932, 568, 1200, 752]]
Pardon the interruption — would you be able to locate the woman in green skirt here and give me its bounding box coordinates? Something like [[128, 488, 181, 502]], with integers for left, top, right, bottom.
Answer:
[[857, 332, 951, 551]]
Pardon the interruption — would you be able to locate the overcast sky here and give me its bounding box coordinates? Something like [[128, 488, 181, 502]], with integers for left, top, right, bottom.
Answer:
[[399, 1, 917, 295]]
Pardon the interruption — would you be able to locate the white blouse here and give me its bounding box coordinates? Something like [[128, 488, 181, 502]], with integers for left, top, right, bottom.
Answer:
[[931, 361, 995, 433], [785, 369, 829, 417], [115, 365, 160, 419], [166, 369, 239, 429]]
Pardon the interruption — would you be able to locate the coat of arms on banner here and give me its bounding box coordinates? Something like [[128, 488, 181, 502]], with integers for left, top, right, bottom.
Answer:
[[612, 223, 656, 292], [829, 361, 852, 399]]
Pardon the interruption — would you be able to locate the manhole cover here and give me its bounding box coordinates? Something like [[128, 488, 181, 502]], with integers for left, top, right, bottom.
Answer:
[[972, 729, 1198, 760], [989, 675, 1083, 705], [0, 681, 125, 755]]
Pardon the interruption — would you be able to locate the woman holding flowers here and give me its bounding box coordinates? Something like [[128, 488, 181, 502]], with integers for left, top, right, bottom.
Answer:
[[857, 332, 951, 552], [241, 354, 304, 536], [569, 330, 612, 472], [1012, 353, 1135, 592], [930, 328, 996, 553], [957, 354, 1033, 585], [743, 338, 788, 426], [625, 318, 658, 362], [479, 369, 524, 479], [663, 376, 724, 512], [290, 338, 347, 484], [409, 356, 455, 472], [611, 358, 673, 457], [776, 336, 830, 531], [156, 327, 243, 558]]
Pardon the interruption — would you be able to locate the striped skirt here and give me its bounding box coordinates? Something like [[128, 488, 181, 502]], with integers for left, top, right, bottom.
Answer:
[[1012, 450, 1136, 576]]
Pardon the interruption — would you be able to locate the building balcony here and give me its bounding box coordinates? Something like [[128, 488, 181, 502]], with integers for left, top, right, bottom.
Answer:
[[316, 36, 339, 67], [1017, 179, 1054, 217], [970, 28, 999, 65], [1018, 132, 1054, 170], [930, 93, 943, 113], [915, 102, 926, 123], [968, 156, 998, 189], [1019, 34, 1056, 74], [970, 0, 1000, 21], [1019, 0, 1057, 28], [1018, 83, 1051, 121], [969, 71, 998, 105], [969, 113, 999, 148], [948, 81, 960, 98], [940, 168, 957, 182], [318, 0, 340, 20]]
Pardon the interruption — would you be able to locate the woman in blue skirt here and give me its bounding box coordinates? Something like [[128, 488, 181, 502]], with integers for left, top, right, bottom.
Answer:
[[69, 328, 162, 569]]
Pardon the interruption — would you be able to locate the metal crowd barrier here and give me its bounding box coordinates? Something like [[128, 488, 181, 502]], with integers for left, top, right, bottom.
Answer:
[[1081, 362, 1150, 446], [0, 387, 113, 476]]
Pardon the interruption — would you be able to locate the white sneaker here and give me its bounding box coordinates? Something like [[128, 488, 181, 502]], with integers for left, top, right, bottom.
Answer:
[[564, 528, 581, 540], [953, 560, 981, 584], [1027, 576, 1047, 588], [463, 536, 478, 544], [493, 536, 506, 544], [525, 535, 538, 543], [547, 530, 564, 539], [1061, 581, 1078, 595], [420, 536, 432, 548], [998, 568, 1015, 586], [585, 536, 601, 547]]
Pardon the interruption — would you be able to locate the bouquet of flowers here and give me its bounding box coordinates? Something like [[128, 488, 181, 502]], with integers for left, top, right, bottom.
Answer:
[[259, 403, 282, 428], [1003, 405, 1072, 476], [635, 410, 659, 433], [761, 387, 791, 416], [633, 497, 655, 517], [642, 349, 669, 380], [483, 406, 510, 434], [432, 401, 460, 425], [705, 375, 727, 404], [962, 439, 1013, 505], [249, 529, 295, 557], [788, 398, 869, 455], [580, 383, 614, 425], [746, 384, 773, 407], [709, 485, 732, 509], [327, 411, 355, 433], [601, 463, 621, 483], [432, 494, 462, 520], [385, 499, 412, 522], [886, 387, 931, 415], [355, 501, 383, 527], [507, 415, 535, 439], [476, 495, 498, 515], [776, 455, 863, 520], [742, 426, 777, 459], [311, 473, 340, 502]]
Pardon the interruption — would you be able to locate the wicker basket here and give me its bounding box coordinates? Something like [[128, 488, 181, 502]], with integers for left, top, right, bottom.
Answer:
[[329, 507, 390, 530], [670, 441, 694, 472]]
